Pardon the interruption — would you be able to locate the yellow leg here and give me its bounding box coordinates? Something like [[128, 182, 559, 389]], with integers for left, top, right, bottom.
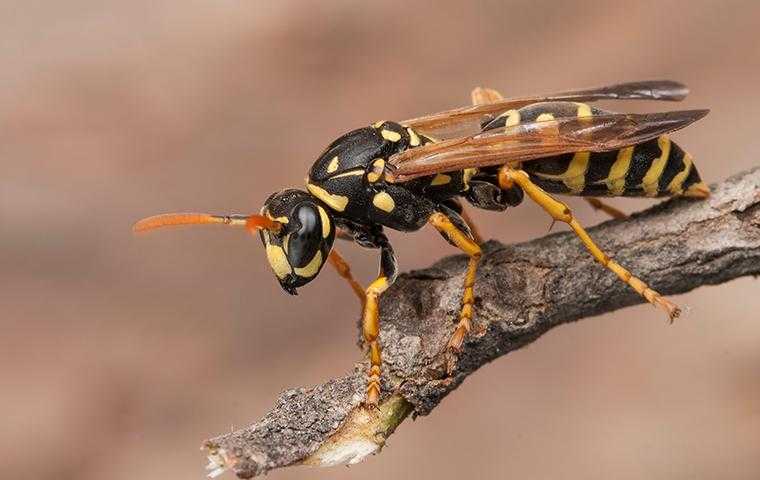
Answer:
[[585, 198, 628, 220], [362, 275, 390, 406], [429, 212, 483, 351], [328, 249, 365, 307], [499, 168, 680, 321]]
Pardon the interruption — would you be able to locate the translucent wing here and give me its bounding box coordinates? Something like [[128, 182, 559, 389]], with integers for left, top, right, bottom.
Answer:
[[403, 80, 689, 140], [387, 109, 708, 183]]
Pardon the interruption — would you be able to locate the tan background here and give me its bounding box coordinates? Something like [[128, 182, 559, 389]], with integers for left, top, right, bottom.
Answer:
[[2, 1, 759, 479]]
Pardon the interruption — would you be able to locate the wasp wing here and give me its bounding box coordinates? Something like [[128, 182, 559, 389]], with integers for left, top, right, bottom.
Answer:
[[387, 109, 708, 183], [402, 80, 689, 140]]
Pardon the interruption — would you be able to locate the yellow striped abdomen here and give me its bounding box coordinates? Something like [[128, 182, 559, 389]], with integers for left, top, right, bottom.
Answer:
[[482, 101, 708, 198], [523, 136, 707, 198]]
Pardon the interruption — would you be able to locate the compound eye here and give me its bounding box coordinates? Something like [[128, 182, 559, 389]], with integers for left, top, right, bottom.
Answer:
[[286, 204, 322, 268]]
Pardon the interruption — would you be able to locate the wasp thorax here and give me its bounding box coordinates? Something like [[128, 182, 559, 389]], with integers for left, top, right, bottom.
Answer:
[[259, 189, 335, 294]]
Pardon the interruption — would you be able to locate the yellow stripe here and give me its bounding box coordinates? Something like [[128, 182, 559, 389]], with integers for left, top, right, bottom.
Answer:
[[306, 183, 349, 212], [317, 206, 331, 238], [430, 174, 451, 186], [667, 152, 693, 195], [503, 109, 520, 129], [684, 181, 710, 198], [536, 113, 556, 122], [407, 127, 420, 147], [265, 242, 292, 279], [575, 102, 593, 118], [526, 152, 588, 193], [606, 146, 634, 195], [463, 168, 477, 190], [641, 136, 671, 197], [327, 156, 339, 173], [294, 250, 323, 278], [535, 112, 559, 135], [564, 151, 590, 193], [330, 169, 365, 179]]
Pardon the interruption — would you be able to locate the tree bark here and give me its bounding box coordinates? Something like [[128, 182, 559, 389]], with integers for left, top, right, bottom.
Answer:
[[203, 168, 760, 478]]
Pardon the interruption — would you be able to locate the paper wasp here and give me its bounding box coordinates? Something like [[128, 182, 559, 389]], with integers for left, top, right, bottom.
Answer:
[[134, 80, 709, 406]]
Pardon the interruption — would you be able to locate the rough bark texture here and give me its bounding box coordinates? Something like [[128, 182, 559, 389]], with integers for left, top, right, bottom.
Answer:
[[203, 168, 760, 478]]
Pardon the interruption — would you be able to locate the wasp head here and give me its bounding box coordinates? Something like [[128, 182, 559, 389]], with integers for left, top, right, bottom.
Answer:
[[259, 189, 335, 294]]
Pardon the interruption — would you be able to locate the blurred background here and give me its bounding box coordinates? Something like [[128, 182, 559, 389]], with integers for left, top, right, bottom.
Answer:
[[2, 1, 759, 479]]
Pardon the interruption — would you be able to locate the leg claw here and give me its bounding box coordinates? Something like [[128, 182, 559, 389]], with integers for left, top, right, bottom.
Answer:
[[363, 383, 381, 410]]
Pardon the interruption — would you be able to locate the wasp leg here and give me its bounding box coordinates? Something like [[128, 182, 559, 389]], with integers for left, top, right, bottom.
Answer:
[[459, 208, 484, 245], [498, 167, 680, 321], [328, 249, 365, 307], [585, 198, 628, 220], [429, 210, 482, 353], [460, 85, 508, 243], [443, 198, 484, 245], [361, 238, 398, 407]]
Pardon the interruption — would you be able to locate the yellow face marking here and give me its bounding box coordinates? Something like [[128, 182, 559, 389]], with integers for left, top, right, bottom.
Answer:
[[330, 169, 364, 179], [667, 152, 693, 195], [504, 109, 520, 128], [575, 102, 593, 118], [265, 243, 292, 279], [264, 211, 287, 223], [317, 206, 331, 238], [372, 191, 395, 213], [327, 156, 339, 173], [367, 158, 385, 183], [294, 250, 323, 278], [430, 173, 452, 186], [407, 128, 420, 147], [372, 120, 385, 128], [564, 151, 590, 193], [381, 129, 402, 142], [607, 146, 634, 195], [306, 183, 349, 212], [641, 136, 671, 197]]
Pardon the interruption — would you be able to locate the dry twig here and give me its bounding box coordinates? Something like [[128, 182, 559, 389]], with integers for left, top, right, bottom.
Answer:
[[203, 168, 760, 478]]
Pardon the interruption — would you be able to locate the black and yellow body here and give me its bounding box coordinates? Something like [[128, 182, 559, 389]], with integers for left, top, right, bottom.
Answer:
[[304, 102, 706, 251], [134, 81, 709, 407], [305, 120, 474, 233]]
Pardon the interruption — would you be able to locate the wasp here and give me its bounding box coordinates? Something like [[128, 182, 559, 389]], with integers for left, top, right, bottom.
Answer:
[[135, 80, 709, 406]]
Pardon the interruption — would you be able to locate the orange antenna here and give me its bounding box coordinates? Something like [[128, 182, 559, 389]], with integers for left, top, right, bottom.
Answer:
[[133, 212, 281, 234]]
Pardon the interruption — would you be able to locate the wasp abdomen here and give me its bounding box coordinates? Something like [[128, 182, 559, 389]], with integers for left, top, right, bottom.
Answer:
[[484, 101, 709, 198]]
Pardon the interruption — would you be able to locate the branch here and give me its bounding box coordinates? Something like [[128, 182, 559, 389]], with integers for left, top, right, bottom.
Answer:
[[203, 168, 760, 478]]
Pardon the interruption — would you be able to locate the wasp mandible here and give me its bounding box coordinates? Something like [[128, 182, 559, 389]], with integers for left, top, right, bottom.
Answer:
[[135, 81, 709, 406]]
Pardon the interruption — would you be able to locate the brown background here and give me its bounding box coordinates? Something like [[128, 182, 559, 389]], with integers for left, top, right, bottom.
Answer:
[[2, 1, 759, 479]]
